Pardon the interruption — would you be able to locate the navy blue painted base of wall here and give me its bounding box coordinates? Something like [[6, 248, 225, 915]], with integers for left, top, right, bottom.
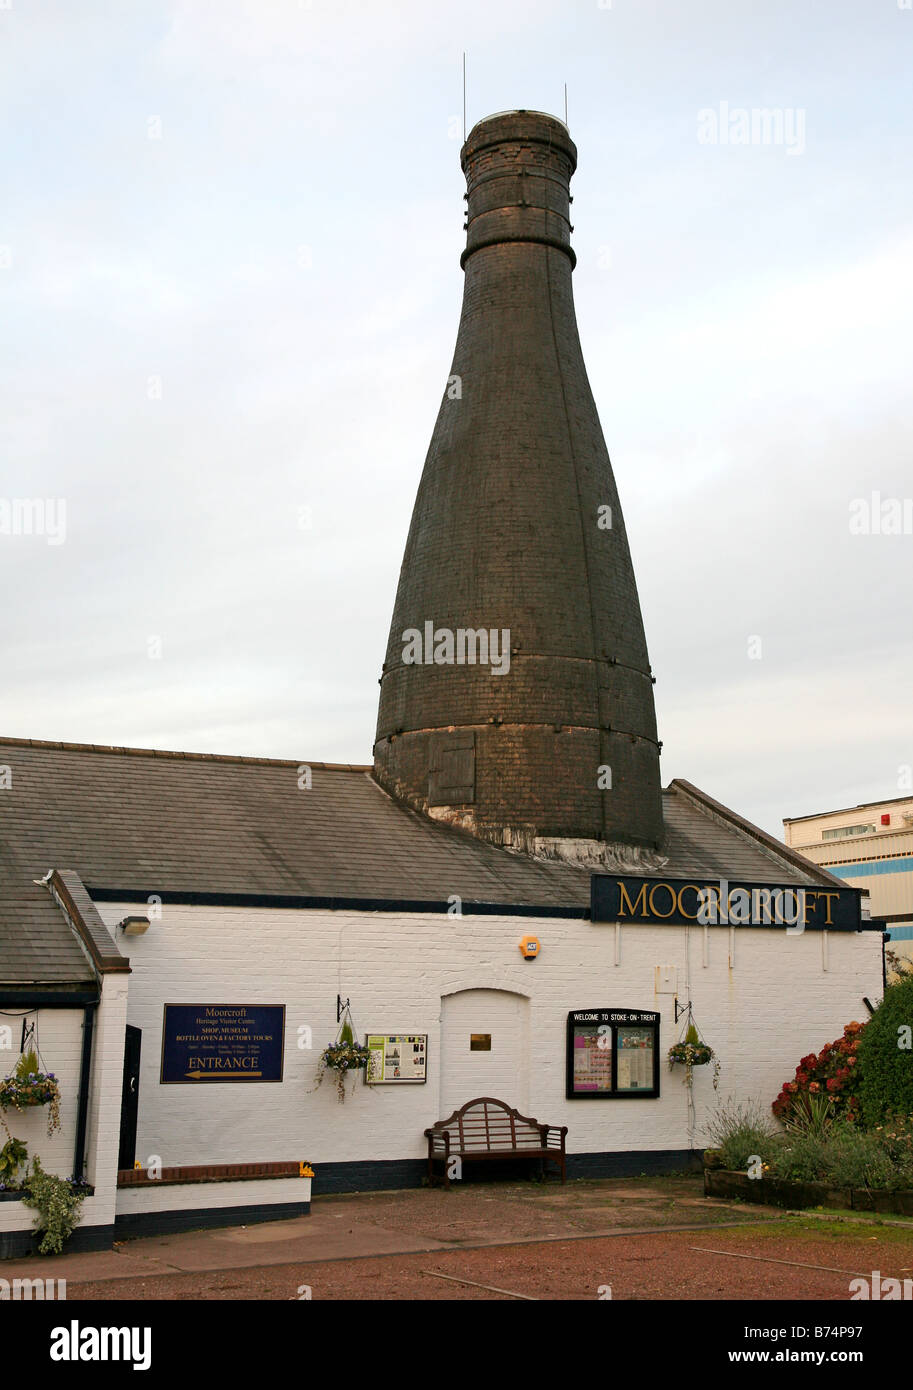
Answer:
[[0, 1223, 116, 1261], [568, 1149, 701, 1181], [312, 1148, 701, 1194], [113, 1199, 311, 1240]]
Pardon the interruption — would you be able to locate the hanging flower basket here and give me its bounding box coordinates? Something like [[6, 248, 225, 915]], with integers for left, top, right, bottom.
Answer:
[[312, 1009, 370, 1103], [0, 1052, 62, 1135], [668, 1041, 714, 1068], [321, 1041, 371, 1073], [667, 1019, 720, 1091]]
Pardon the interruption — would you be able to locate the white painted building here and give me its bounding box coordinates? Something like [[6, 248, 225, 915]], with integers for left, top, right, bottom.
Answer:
[[0, 109, 886, 1255], [0, 744, 882, 1256]]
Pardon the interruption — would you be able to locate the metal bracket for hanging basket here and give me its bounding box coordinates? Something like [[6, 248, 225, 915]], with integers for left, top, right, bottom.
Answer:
[[336, 995, 350, 1024], [674, 999, 691, 1024]]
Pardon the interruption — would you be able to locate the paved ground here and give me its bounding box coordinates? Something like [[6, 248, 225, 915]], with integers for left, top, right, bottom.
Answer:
[[5, 1175, 913, 1300], [72, 1219, 913, 1300]]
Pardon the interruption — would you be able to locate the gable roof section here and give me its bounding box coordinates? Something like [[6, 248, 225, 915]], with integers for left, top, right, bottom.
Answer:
[[0, 870, 96, 989], [0, 739, 841, 953]]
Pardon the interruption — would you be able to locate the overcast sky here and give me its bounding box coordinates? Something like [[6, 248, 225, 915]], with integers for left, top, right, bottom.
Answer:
[[2, 0, 911, 838]]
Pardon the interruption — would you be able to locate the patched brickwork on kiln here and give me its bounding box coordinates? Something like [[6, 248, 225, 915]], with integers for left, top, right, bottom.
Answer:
[[375, 111, 663, 849]]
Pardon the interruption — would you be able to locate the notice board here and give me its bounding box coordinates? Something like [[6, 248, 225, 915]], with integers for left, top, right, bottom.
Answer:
[[365, 1034, 427, 1084]]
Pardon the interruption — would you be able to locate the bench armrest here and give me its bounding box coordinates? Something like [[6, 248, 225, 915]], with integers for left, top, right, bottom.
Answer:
[[424, 1129, 451, 1156], [540, 1125, 568, 1150]]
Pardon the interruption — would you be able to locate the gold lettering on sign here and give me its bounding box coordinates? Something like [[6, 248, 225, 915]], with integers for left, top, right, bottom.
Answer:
[[648, 883, 677, 919], [617, 881, 649, 917], [676, 885, 702, 920], [753, 888, 775, 924], [816, 892, 838, 926]]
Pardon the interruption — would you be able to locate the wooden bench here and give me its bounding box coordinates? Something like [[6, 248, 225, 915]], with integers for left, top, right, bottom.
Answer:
[[424, 1096, 568, 1187]]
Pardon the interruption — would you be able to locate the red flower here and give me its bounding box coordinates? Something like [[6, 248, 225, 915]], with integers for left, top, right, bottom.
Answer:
[[826, 1077, 840, 1092]]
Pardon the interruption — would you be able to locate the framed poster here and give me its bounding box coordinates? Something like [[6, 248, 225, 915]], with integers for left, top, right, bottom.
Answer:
[[566, 1009, 660, 1099], [615, 1026, 656, 1093], [364, 1034, 427, 1084], [160, 1004, 285, 1083], [569, 1022, 614, 1094]]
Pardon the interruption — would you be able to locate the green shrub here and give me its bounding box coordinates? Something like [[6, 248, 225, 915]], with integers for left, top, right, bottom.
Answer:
[[771, 1133, 831, 1183], [780, 1091, 838, 1140], [871, 1115, 913, 1190], [0, 1136, 28, 1188], [857, 976, 913, 1125], [703, 1096, 781, 1170], [20, 1156, 86, 1255], [825, 1128, 897, 1191], [771, 1121, 911, 1191]]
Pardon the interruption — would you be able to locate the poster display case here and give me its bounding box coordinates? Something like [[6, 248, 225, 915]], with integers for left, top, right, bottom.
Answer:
[[566, 1008, 660, 1099]]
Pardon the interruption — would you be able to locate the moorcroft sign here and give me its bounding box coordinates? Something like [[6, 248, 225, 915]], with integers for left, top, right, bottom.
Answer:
[[591, 876, 864, 932]]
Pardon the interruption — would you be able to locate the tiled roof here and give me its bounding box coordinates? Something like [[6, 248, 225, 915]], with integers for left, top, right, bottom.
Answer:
[[0, 737, 838, 985]]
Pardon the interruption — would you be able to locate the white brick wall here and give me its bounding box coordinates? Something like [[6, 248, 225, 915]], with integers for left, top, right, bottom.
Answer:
[[96, 902, 884, 1169], [1, 1192, 116, 1237], [0, 973, 127, 1241], [0, 1008, 83, 1177], [85, 975, 128, 1226]]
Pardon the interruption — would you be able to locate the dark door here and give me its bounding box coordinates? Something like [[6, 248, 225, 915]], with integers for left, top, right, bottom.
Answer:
[[117, 1025, 142, 1170]]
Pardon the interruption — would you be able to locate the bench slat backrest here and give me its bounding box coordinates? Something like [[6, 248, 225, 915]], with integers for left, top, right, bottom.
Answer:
[[433, 1098, 547, 1152]]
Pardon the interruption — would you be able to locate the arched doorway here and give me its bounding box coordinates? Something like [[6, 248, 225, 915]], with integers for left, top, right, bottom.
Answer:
[[440, 988, 530, 1117]]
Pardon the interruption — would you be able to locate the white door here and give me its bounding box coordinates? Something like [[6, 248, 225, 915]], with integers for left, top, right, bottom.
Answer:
[[439, 989, 530, 1117]]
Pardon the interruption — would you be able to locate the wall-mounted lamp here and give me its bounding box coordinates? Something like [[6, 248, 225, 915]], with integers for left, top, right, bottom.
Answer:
[[118, 915, 151, 936]]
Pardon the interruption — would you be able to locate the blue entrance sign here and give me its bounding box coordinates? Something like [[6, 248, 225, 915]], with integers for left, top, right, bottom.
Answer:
[[161, 1004, 285, 1083]]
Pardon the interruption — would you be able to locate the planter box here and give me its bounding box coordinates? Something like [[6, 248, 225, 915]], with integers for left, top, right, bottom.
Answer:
[[114, 1167, 312, 1239], [704, 1167, 913, 1217]]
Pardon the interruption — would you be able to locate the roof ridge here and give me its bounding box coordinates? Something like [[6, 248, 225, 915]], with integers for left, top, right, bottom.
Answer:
[[784, 793, 913, 823], [669, 778, 847, 888], [0, 735, 371, 772]]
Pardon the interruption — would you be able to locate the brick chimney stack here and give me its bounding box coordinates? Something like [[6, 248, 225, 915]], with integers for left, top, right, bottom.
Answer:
[[374, 110, 663, 856]]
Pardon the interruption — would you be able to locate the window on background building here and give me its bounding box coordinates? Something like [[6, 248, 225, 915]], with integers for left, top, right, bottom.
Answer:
[[822, 824, 876, 840]]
